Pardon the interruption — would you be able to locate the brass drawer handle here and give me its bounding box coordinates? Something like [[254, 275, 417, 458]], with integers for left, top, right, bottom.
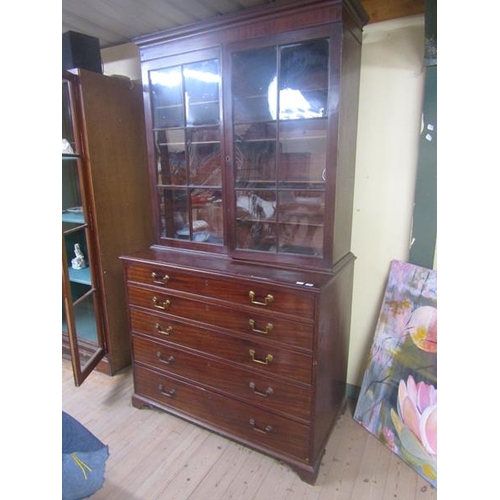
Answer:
[[156, 352, 175, 365], [153, 296, 171, 310], [249, 418, 272, 434], [155, 323, 173, 336], [158, 384, 176, 398], [249, 349, 273, 365], [249, 381, 273, 397], [151, 272, 170, 285], [249, 319, 273, 335], [249, 291, 274, 306]]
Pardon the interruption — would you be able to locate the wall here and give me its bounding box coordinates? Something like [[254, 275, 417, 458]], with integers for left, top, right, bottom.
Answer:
[[101, 43, 142, 82], [349, 15, 425, 386], [101, 14, 426, 387]]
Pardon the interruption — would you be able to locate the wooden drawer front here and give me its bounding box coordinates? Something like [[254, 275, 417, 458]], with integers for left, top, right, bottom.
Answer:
[[130, 302, 313, 351], [129, 305, 312, 385], [126, 263, 315, 320], [134, 364, 311, 462], [133, 335, 312, 421]]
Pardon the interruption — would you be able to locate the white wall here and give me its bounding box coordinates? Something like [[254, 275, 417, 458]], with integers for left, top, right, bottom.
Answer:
[[101, 43, 142, 82], [101, 15, 426, 387], [349, 15, 425, 385]]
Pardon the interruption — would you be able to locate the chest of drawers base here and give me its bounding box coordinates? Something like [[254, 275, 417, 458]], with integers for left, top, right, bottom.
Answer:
[[121, 248, 355, 484], [130, 379, 326, 485]]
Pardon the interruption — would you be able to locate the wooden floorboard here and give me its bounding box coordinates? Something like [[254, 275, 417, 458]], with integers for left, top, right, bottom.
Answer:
[[62, 359, 437, 499]]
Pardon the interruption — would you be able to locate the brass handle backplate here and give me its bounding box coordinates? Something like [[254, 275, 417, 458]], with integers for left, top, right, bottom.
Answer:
[[249, 349, 273, 365], [249, 291, 274, 306], [249, 319, 273, 335], [151, 272, 169, 285], [153, 296, 171, 310]]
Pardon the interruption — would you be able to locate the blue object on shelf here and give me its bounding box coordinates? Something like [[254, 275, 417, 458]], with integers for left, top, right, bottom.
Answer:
[[62, 411, 109, 500], [62, 212, 85, 224]]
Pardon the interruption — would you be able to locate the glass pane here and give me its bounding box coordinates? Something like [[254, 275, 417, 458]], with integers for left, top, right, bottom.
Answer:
[[62, 157, 91, 283], [150, 67, 184, 128], [187, 126, 221, 186], [63, 290, 100, 373], [184, 60, 220, 126], [72, 293, 99, 344], [159, 188, 188, 238], [278, 190, 324, 256], [235, 190, 276, 250], [62, 158, 84, 218], [234, 123, 276, 188], [64, 287, 95, 337], [64, 228, 92, 281], [235, 218, 277, 251], [232, 47, 277, 122], [279, 39, 329, 120], [279, 120, 327, 187], [190, 189, 223, 243], [155, 129, 187, 185], [62, 82, 76, 153], [151, 57, 223, 247]]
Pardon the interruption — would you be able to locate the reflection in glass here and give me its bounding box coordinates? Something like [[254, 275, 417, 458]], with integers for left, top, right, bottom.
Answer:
[[235, 190, 276, 250], [184, 60, 220, 126], [232, 40, 329, 123], [230, 39, 330, 257], [150, 67, 183, 128], [151, 57, 223, 245], [159, 188, 188, 238], [62, 159, 83, 214], [279, 222, 324, 256], [62, 81, 76, 152], [232, 46, 277, 123], [236, 217, 277, 252], [234, 123, 276, 188], [72, 292, 99, 342], [158, 188, 223, 243], [62, 292, 100, 372], [278, 39, 329, 120], [188, 126, 221, 186], [189, 189, 223, 242], [278, 190, 324, 256], [278, 120, 327, 187], [155, 129, 186, 185]]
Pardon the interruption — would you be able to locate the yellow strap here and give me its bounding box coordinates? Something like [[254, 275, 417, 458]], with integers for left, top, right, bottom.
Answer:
[[70, 453, 93, 480]]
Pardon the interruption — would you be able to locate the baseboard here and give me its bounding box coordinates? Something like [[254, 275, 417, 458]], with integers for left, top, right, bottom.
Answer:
[[346, 383, 360, 401]]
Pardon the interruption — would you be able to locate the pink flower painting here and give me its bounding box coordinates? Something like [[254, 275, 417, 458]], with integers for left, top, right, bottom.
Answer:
[[354, 260, 437, 488], [391, 375, 437, 482]]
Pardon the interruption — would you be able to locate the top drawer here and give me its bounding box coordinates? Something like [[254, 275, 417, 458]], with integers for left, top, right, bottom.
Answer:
[[125, 262, 316, 320]]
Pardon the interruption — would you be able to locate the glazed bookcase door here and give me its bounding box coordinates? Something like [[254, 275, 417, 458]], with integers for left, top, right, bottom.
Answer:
[[62, 73, 105, 386], [143, 48, 225, 249], [227, 35, 330, 267]]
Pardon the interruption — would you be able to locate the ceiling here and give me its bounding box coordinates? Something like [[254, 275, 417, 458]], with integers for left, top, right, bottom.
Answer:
[[62, 0, 425, 49]]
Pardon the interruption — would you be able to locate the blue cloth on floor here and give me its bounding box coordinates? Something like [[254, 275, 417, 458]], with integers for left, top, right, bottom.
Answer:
[[62, 411, 109, 500]]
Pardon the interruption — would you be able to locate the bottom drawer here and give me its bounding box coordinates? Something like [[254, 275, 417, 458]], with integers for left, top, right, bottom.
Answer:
[[134, 364, 311, 462]]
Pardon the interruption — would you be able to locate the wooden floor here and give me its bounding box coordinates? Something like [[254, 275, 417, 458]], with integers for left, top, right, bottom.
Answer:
[[62, 359, 437, 500]]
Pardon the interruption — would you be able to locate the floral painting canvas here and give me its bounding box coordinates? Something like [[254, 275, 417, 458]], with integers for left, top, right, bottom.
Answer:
[[353, 260, 437, 487]]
